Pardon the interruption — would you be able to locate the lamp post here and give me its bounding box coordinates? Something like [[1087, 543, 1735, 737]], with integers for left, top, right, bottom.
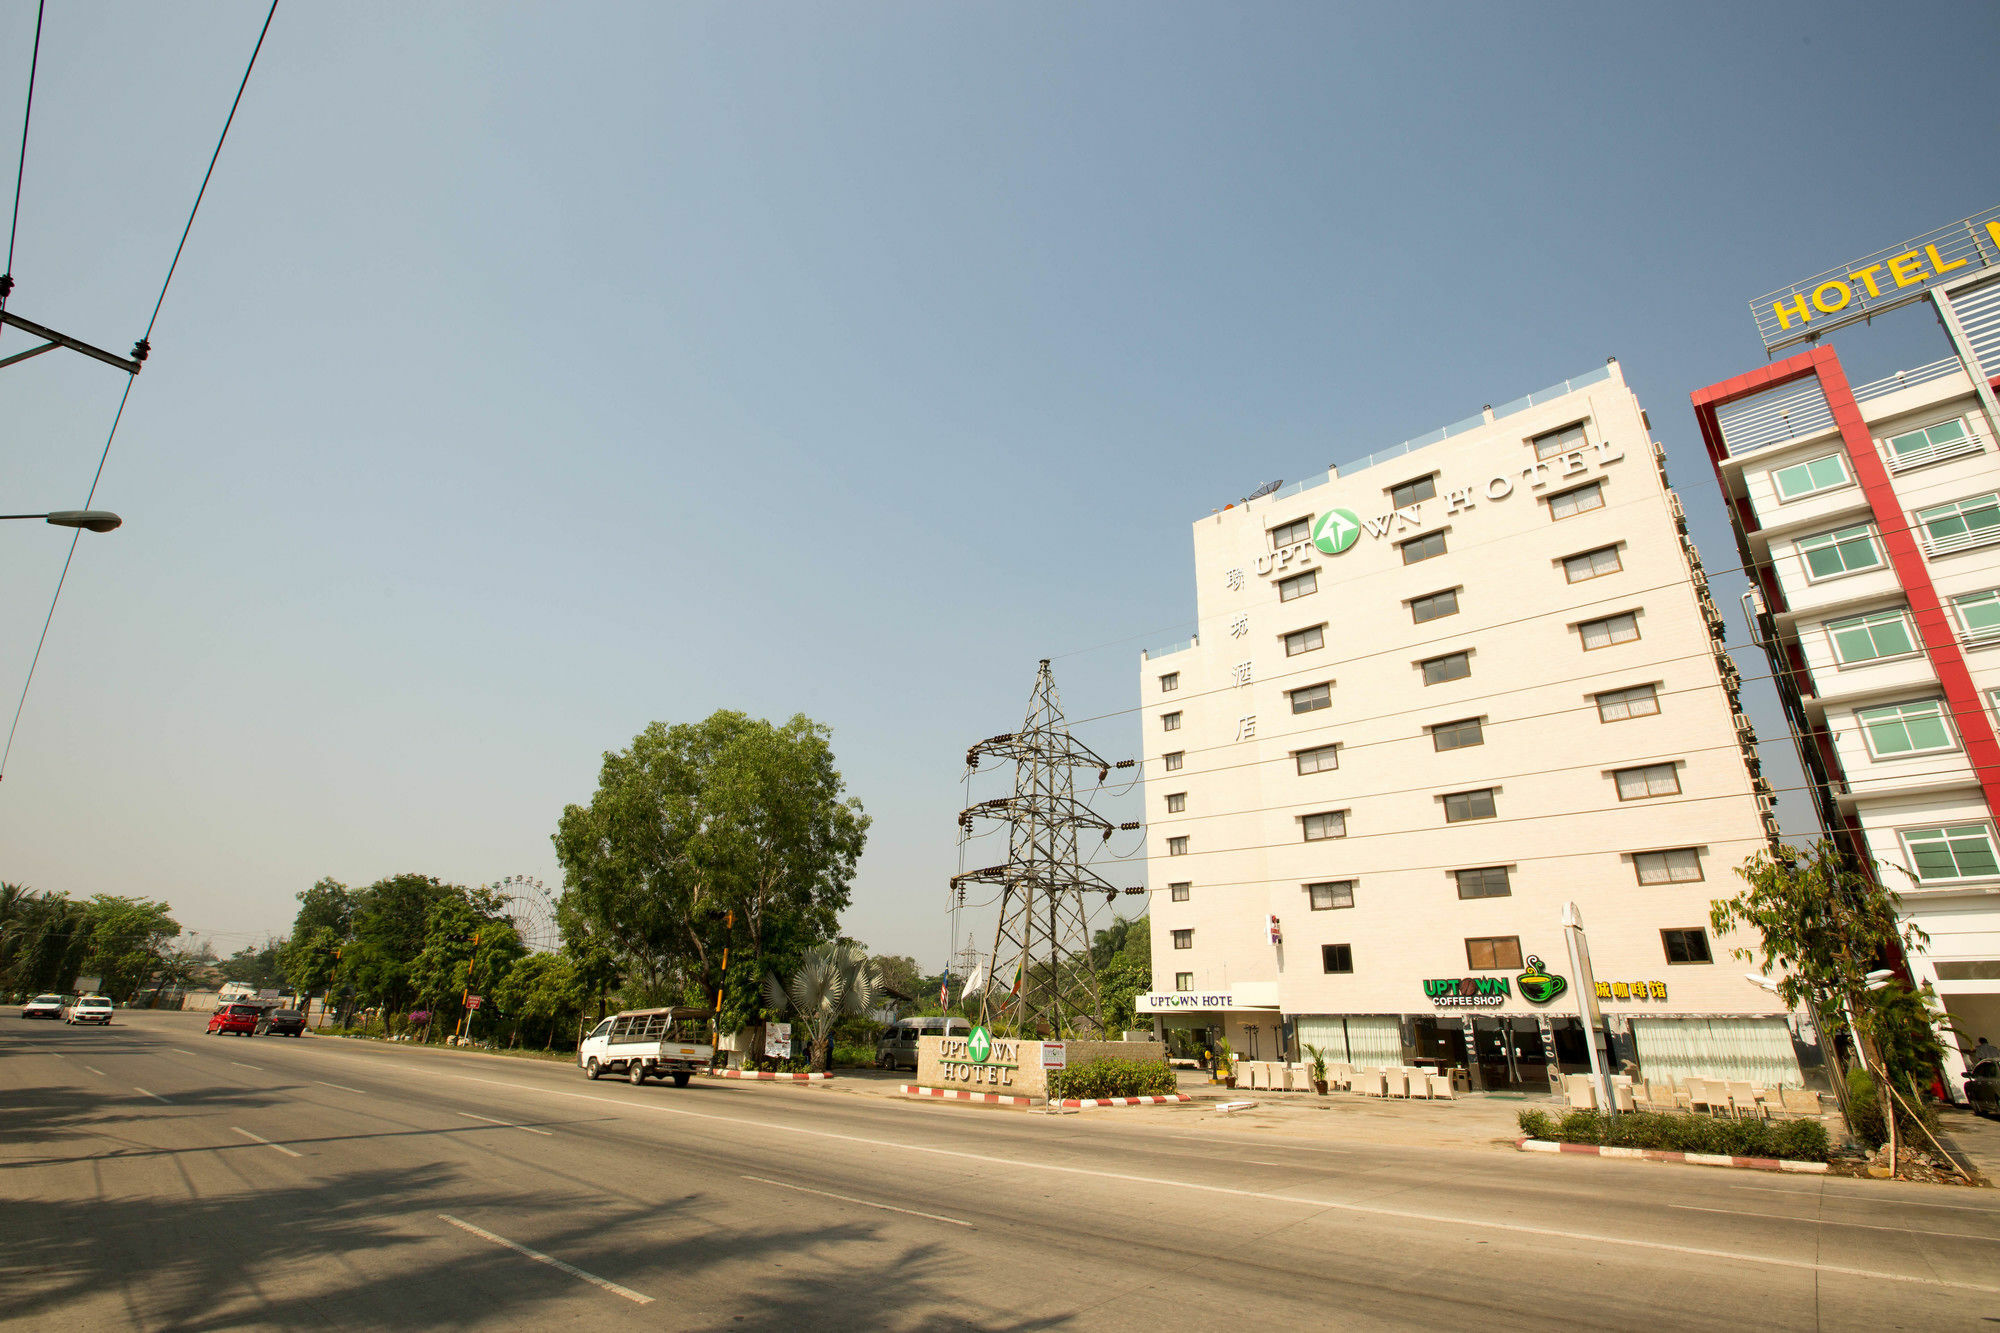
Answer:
[[1, 510, 123, 532], [1561, 902, 1614, 1112]]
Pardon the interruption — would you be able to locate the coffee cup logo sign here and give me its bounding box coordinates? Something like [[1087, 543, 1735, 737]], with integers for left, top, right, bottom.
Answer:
[[1517, 956, 1568, 1006], [937, 1025, 1019, 1087]]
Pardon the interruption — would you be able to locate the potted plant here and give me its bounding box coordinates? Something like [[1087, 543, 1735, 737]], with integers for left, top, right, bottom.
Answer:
[[1305, 1043, 1329, 1095], [1213, 1036, 1236, 1088]]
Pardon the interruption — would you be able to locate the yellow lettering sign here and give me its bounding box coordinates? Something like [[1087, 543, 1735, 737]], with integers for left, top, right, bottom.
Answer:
[[1770, 292, 1811, 329], [1847, 265, 1885, 297], [1887, 250, 1928, 288], [1811, 280, 1850, 314], [1927, 243, 1967, 276]]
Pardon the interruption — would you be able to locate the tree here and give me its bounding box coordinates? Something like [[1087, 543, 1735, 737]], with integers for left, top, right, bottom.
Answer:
[[494, 952, 590, 1048], [82, 896, 181, 1001], [292, 878, 354, 942], [152, 936, 218, 996], [1094, 914, 1151, 1033], [218, 938, 288, 991], [2, 891, 90, 995], [870, 953, 925, 1001], [408, 884, 524, 1038], [341, 874, 439, 1018], [766, 941, 878, 1072], [1712, 841, 1930, 1172]]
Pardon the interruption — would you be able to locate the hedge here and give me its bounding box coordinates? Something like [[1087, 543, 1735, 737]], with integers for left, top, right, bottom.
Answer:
[[1517, 1107, 1830, 1162], [1046, 1057, 1177, 1101]]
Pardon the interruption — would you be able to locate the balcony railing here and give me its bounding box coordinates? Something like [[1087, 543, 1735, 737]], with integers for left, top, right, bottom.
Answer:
[[1884, 429, 1987, 474], [1920, 524, 2000, 558]]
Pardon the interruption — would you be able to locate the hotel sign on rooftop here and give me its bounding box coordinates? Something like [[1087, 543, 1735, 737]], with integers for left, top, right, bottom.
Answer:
[[1752, 204, 2000, 352]]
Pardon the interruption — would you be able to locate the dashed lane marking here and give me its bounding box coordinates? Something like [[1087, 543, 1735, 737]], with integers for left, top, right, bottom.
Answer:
[[232, 1127, 303, 1158], [1670, 1202, 2000, 1243], [82, 1065, 106, 1076], [133, 1088, 169, 1103], [230, 1061, 264, 1071], [1730, 1183, 2000, 1215], [316, 1080, 365, 1094], [436, 1214, 652, 1305], [740, 1174, 974, 1227], [459, 1112, 553, 1136]]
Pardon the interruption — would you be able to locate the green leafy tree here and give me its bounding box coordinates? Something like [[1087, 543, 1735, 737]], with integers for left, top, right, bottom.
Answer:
[[343, 874, 440, 1018], [82, 896, 181, 1001], [494, 952, 590, 1048], [870, 954, 925, 1000], [151, 936, 217, 997], [292, 878, 354, 941], [2, 891, 90, 996], [218, 938, 288, 990], [281, 926, 345, 1003], [409, 884, 524, 1037]]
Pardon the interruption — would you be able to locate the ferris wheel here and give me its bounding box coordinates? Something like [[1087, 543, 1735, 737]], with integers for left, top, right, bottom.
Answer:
[[487, 875, 561, 954]]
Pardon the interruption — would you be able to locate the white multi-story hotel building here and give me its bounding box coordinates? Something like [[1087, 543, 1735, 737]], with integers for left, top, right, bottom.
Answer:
[[1693, 230, 2000, 1099], [1137, 360, 1800, 1092]]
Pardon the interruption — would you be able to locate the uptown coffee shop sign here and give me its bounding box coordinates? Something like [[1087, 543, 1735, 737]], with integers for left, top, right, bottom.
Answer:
[[1423, 957, 1569, 1009]]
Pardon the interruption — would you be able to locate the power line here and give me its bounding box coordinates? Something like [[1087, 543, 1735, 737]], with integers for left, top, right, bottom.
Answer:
[[0, 0, 45, 329]]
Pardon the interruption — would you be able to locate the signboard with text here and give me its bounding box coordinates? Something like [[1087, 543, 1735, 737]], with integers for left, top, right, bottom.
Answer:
[[1042, 1042, 1067, 1070], [1751, 204, 2000, 351], [766, 1022, 792, 1059]]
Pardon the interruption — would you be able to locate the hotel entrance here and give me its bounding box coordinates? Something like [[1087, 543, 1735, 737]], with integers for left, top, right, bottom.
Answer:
[[1472, 1016, 1552, 1092]]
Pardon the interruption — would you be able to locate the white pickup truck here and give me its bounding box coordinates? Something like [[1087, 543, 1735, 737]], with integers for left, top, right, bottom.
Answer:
[[578, 1007, 714, 1087]]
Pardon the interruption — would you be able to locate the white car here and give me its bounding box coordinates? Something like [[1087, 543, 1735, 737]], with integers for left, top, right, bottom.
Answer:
[[21, 994, 64, 1020], [63, 996, 114, 1025]]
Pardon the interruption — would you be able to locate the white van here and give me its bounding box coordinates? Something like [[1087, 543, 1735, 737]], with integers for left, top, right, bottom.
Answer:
[[874, 1016, 969, 1072], [578, 1007, 714, 1086]]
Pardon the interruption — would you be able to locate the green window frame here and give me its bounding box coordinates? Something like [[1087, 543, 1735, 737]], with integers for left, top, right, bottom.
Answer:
[[1796, 523, 1882, 580], [1900, 824, 2000, 882], [1886, 418, 1970, 460], [1771, 452, 1851, 501], [1827, 609, 1916, 664], [1954, 589, 2000, 641], [1856, 699, 1954, 758], [1916, 492, 2000, 548]]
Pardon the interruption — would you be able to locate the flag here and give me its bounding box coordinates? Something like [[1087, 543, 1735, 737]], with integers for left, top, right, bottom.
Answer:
[[962, 964, 985, 999], [1010, 961, 1024, 996], [938, 973, 950, 1007]]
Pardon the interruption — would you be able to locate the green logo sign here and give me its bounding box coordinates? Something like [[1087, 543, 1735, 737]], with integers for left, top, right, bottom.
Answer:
[[967, 1026, 992, 1063], [1312, 508, 1361, 555], [1518, 956, 1568, 1006]]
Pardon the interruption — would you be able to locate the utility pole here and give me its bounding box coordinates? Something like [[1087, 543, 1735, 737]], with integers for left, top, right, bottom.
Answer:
[[455, 931, 481, 1041], [952, 659, 1142, 1037]]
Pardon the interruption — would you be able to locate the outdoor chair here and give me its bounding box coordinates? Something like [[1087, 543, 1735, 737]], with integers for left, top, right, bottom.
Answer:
[[1352, 1067, 1385, 1097], [1426, 1073, 1454, 1100], [1686, 1079, 1721, 1114], [1402, 1070, 1428, 1099], [1727, 1082, 1766, 1119], [1563, 1074, 1598, 1109], [1384, 1069, 1409, 1098]]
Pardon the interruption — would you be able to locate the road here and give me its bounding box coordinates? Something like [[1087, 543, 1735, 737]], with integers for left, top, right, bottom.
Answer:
[[3, 1012, 1996, 1331]]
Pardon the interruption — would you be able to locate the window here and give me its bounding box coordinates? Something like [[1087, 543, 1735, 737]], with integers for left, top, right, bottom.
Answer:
[[1548, 480, 1605, 520], [1772, 452, 1851, 500], [1827, 608, 1916, 664], [1430, 717, 1484, 751], [1455, 866, 1511, 899], [1857, 699, 1954, 757], [1421, 651, 1471, 685], [1661, 929, 1713, 965], [1390, 474, 1437, 508], [1533, 421, 1587, 460], [1164, 750, 1184, 771], [1294, 742, 1340, 774], [1162, 711, 1183, 731], [1796, 523, 1883, 580], [1278, 569, 1318, 602], [1172, 929, 1193, 950], [1410, 588, 1460, 623], [1269, 516, 1312, 548], [1953, 590, 2000, 643], [1886, 418, 1972, 463], [1443, 788, 1496, 822], [1595, 683, 1660, 722], [1400, 530, 1447, 564], [1301, 810, 1347, 841], [1917, 493, 2000, 553], [1159, 672, 1179, 692], [1169, 882, 1190, 902], [1614, 762, 1680, 799], [1289, 682, 1332, 714], [1579, 612, 1640, 650], [1175, 972, 1193, 991], [1284, 624, 1325, 656], [1900, 824, 2000, 882], [1634, 848, 1703, 884], [1321, 943, 1353, 974], [1563, 545, 1622, 583], [1167, 836, 1189, 856], [1466, 936, 1523, 970], [1307, 881, 1354, 910], [1165, 792, 1186, 814]]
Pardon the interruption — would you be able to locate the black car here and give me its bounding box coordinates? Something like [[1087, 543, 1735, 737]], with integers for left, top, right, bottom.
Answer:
[[1966, 1059, 2000, 1117], [263, 1008, 308, 1037]]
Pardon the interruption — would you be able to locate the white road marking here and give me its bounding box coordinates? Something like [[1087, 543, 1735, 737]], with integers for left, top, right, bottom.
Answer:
[[50, 1053, 65, 1059], [232, 1127, 302, 1158], [316, 1080, 365, 1094], [1669, 1202, 1999, 1243], [1167, 1134, 1352, 1155], [740, 1174, 974, 1227], [133, 1087, 169, 1103], [1730, 1183, 2000, 1215], [415, 1068, 2000, 1295], [230, 1061, 264, 1071], [172, 1048, 197, 1056], [436, 1214, 652, 1305], [459, 1112, 553, 1136], [83, 1065, 106, 1076]]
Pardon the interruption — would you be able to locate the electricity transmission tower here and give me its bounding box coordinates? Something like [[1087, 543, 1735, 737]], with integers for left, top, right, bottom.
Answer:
[[952, 659, 1140, 1036]]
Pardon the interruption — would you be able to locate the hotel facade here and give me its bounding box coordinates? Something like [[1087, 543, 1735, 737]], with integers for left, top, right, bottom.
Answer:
[[1136, 360, 1803, 1092], [1692, 206, 2000, 1099]]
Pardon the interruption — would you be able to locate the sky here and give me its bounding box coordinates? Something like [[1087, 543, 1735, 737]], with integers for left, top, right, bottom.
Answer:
[[1, 2, 1994, 969]]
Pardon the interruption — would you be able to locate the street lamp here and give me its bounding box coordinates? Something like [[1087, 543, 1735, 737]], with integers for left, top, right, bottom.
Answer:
[[1, 510, 122, 533]]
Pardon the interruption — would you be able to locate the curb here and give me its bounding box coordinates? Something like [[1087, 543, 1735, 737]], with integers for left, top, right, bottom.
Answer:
[[900, 1084, 1038, 1108], [707, 1070, 833, 1082], [1516, 1137, 1829, 1174], [1054, 1094, 1194, 1109]]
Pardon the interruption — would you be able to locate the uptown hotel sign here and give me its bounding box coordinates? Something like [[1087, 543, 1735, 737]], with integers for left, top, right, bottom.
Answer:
[[1751, 204, 2000, 352], [935, 1026, 1020, 1088]]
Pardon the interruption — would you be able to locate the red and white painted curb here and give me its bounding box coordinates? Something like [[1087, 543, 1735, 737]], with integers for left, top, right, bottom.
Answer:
[[707, 1069, 833, 1082], [1053, 1094, 1193, 1109], [1517, 1137, 1828, 1174], [899, 1084, 1039, 1107]]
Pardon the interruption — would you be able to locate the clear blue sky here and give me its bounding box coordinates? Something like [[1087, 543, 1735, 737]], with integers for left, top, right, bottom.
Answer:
[[2, 2, 1993, 967]]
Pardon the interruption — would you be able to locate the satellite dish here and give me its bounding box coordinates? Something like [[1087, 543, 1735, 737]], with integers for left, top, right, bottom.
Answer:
[[1246, 479, 1283, 500]]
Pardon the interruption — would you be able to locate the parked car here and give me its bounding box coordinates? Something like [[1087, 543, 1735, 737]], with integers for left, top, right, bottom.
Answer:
[[207, 1003, 264, 1036], [578, 1007, 713, 1086], [62, 996, 113, 1025], [1966, 1059, 2000, 1117], [21, 994, 64, 1020], [874, 1016, 969, 1072], [264, 1008, 308, 1037]]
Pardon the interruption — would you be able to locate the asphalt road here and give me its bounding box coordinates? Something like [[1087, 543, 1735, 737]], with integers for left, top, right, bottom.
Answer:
[[4, 1012, 1997, 1331]]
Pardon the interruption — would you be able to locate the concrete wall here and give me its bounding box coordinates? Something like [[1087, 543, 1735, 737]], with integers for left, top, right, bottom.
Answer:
[[916, 1036, 1167, 1099]]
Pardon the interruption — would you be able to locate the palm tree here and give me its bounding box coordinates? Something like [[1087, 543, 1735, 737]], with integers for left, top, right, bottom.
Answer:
[[767, 943, 878, 1073]]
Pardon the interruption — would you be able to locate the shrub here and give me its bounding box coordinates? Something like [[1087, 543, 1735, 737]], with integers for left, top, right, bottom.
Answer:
[[1516, 1106, 1829, 1162], [1047, 1057, 1177, 1101], [1844, 1067, 1935, 1150]]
